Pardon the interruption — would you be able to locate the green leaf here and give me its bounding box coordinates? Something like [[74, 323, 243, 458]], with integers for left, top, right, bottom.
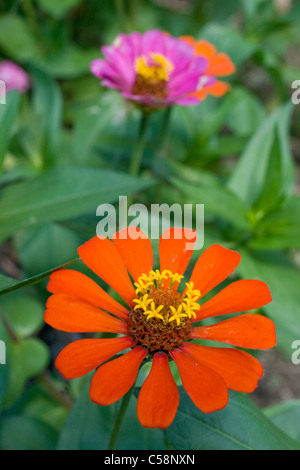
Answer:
[[4, 338, 50, 407], [250, 196, 300, 250], [228, 103, 295, 208], [0, 318, 9, 410], [265, 401, 300, 443], [225, 88, 266, 137], [0, 14, 41, 61], [57, 379, 166, 450], [238, 249, 300, 358], [36, 0, 82, 18], [16, 223, 82, 277], [40, 46, 100, 79], [0, 415, 57, 450], [170, 175, 250, 230], [164, 388, 300, 450], [0, 294, 44, 339], [30, 67, 63, 167], [0, 275, 17, 292], [0, 167, 155, 242], [0, 91, 20, 174]]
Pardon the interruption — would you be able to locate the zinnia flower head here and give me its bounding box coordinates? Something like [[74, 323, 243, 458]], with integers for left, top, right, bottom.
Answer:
[[0, 60, 30, 94], [91, 30, 234, 109], [45, 227, 276, 429]]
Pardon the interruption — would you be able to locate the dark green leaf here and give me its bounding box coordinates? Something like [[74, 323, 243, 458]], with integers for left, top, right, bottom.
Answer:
[[0, 416, 57, 450], [0, 167, 155, 242], [164, 388, 300, 450], [57, 379, 166, 450]]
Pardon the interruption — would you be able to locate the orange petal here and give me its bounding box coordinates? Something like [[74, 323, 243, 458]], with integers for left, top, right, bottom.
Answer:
[[47, 269, 129, 320], [137, 352, 179, 429], [207, 53, 236, 76], [45, 294, 128, 334], [90, 346, 147, 406], [189, 88, 209, 101], [55, 336, 136, 380], [196, 279, 272, 321], [189, 245, 241, 297], [194, 40, 217, 58], [181, 343, 264, 393], [78, 236, 136, 307], [191, 313, 277, 350], [113, 227, 153, 281], [180, 35, 197, 48], [205, 81, 231, 97], [159, 228, 197, 284], [170, 348, 228, 413]]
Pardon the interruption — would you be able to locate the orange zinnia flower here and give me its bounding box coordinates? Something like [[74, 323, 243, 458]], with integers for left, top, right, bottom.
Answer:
[[44, 227, 276, 429], [181, 36, 236, 101]]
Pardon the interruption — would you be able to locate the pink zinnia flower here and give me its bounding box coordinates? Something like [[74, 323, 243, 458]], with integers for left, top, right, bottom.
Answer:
[[0, 60, 30, 94], [91, 30, 216, 109]]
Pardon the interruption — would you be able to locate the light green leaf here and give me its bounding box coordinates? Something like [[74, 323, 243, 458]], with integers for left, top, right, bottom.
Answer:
[[4, 338, 50, 407], [228, 103, 295, 208], [0, 14, 41, 61], [250, 195, 300, 250], [0, 295, 44, 339], [164, 388, 300, 450], [30, 67, 63, 167], [36, 0, 82, 18], [170, 175, 250, 230], [0, 167, 155, 242], [16, 223, 82, 277], [238, 250, 300, 358], [0, 90, 20, 174], [265, 401, 300, 443]]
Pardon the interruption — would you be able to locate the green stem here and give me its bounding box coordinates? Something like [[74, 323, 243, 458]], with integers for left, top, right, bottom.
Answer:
[[0, 258, 80, 298], [129, 112, 151, 177], [114, 0, 128, 32], [108, 384, 136, 450], [159, 106, 173, 156], [22, 0, 39, 34]]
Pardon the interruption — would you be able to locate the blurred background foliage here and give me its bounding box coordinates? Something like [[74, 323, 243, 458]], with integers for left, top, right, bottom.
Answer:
[[0, 0, 300, 450]]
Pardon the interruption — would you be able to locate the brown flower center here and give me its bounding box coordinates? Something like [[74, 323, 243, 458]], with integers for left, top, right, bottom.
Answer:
[[128, 270, 201, 353], [132, 53, 174, 99], [128, 305, 193, 353]]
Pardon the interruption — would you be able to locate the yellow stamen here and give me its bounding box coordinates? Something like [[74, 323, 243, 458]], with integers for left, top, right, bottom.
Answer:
[[133, 269, 201, 326], [135, 53, 174, 83]]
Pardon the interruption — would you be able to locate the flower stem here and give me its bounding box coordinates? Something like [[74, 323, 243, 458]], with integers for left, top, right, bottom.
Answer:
[[22, 0, 39, 34], [129, 112, 151, 177], [114, 0, 128, 33], [107, 384, 136, 450], [159, 106, 173, 156]]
